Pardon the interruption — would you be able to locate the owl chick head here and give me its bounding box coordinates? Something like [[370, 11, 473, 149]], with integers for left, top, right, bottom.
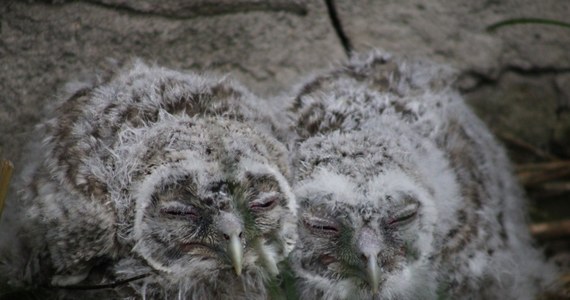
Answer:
[[127, 117, 297, 283], [290, 126, 459, 299]]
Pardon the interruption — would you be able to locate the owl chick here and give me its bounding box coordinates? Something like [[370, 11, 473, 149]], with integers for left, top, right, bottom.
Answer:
[[4, 62, 297, 299], [286, 51, 557, 299]]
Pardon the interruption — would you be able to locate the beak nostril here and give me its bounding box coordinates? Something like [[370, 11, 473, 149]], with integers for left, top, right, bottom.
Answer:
[[238, 232, 243, 239], [360, 253, 368, 262], [223, 234, 230, 240]]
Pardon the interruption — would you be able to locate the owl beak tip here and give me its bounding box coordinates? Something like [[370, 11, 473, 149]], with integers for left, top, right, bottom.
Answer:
[[367, 256, 380, 294], [371, 284, 379, 294], [228, 233, 243, 276], [233, 257, 242, 276]]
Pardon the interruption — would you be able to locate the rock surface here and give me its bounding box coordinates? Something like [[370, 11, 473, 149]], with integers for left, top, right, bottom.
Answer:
[[334, 0, 570, 156], [0, 0, 345, 172], [3, 0, 569, 170]]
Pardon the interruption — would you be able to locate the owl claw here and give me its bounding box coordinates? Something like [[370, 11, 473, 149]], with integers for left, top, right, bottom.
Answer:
[[229, 233, 243, 276]]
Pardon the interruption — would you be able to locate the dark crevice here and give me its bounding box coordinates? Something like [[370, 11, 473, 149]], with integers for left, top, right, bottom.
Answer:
[[458, 71, 500, 93], [459, 65, 570, 93], [47, 273, 151, 290], [84, 0, 309, 18], [324, 0, 352, 57], [553, 77, 570, 117], [504, 65, 570, 76], [31, 0, 308, 19]]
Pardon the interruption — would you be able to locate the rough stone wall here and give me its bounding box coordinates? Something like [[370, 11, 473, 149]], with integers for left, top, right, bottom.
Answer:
[[3, 0, 569, 168], [0, 0, 346, 171], [333, 0, 570, 159]]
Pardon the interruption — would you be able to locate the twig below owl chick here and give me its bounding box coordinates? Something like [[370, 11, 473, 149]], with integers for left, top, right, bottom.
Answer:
[[0, 160, 13, 218]]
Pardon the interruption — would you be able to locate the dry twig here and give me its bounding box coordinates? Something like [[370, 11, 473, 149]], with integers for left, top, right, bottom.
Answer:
[[496, 130, 559, 161], [516, 161, 570, 186], [0, 159, 14, 218], [530, 220, 570, 240]]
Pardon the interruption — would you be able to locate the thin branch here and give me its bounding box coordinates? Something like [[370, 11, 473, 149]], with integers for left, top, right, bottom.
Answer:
[[0, 159, 14, 218], [324, 0, 353, 56], [487, 18, 570, 32], [530, 220, 570, 240], [516, 161, 570, 172], [526, 181, 570, 199], [539, 182, 570, 193], [495, 130, 558, 161], [516, 161, 570, 186]]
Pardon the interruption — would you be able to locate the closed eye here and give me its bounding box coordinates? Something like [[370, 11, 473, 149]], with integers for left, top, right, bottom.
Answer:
[[387, 203, 419, 226], [387, 211, 417, 225], [302, 215, 341, 237], [161, 203, 199, 220], [249, 193, 280, 212]]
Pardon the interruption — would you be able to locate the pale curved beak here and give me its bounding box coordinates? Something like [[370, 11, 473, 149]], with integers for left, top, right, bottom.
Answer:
[[228, 233, 243, 276], [366, 255, 380, 294]]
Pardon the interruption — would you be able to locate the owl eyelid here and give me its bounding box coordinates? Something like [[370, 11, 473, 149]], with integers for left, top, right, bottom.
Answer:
[[387, 203, 419, 226], [302, 215, 341, 237], [249, 192, 280, 212], [160, 202, 199, 219]]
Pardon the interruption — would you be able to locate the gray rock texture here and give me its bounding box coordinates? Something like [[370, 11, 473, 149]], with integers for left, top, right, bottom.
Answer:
[[334, 0, 570, 156], [3, 0, 569, 174], [468, 72, 570, 162], [0, 0, 345, 172], [335, 0, 570, 76]]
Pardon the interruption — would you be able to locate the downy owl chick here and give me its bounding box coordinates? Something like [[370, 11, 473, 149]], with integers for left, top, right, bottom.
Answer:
[[5, 62, 297, 298], [287, 51, 557, 299]]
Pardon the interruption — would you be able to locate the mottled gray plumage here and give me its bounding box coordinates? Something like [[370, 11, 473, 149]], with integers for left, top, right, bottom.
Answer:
[[286, 51, 557, 299], [2, 62, 297, 299]]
